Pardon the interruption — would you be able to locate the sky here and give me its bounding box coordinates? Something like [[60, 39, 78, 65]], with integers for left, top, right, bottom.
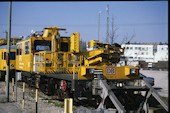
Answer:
[[0, 1, 168, 44]]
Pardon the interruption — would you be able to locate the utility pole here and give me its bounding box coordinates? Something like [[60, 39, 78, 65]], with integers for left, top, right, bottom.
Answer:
[[5, 31, 8, 40], [6, 1, 12, 102], [110, 17, 114, 44], [98, 11, 101, 41], [106, 4, 109, 43], [110, 16, 118, 44], [12, 37, 14, 45]]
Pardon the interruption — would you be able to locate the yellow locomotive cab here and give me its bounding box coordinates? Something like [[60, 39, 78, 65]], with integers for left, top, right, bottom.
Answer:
[[0, 45, 16, 80]]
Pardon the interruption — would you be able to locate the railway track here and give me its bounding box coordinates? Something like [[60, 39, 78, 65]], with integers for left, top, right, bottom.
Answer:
[[17, 81, 64, 102], [1, 76, 168, 113]]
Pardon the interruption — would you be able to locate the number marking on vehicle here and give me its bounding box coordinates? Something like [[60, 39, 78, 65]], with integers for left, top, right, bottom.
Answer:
[[106, 67, 115, 74]]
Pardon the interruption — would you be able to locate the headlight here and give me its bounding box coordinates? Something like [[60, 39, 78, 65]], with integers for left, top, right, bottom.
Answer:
[[116, 82, 124, 87], [86, 68, 94, 74], [10, 64, 14, 67], [130, 69, 136, 74]]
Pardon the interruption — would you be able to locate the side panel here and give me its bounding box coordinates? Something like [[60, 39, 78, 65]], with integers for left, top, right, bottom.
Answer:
[[16, 38, 32, 72], [0, 50, 6, 71], [33, 54, 38, 73], [16, 54, 32, 72], [0, 50, 2, 70], [70, 32, 80, 53], [16, 36, 51, 73], [0, 49, 16, 71], [78, 66, 139, 80]]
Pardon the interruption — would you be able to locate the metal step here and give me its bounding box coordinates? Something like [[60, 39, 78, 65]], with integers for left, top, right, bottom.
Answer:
[[110, 86, 150, 91]]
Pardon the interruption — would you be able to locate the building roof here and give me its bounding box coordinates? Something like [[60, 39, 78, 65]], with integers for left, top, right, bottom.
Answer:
[[0, 45, 16, 49], [122, 42, 168, 45], [0, 37, 22, 45]]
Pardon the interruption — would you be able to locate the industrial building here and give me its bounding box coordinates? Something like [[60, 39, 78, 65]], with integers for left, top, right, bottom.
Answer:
[[121, 42, 168, 70]]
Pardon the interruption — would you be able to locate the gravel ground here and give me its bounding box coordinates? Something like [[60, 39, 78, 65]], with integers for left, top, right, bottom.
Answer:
[[0, 70, 168, 113], [0, 81, 64, 113], [140, 69, 169, 97]]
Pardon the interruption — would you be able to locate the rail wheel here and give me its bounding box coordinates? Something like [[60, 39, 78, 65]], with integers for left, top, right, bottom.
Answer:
[[39, 76, 55, 96], [55, 80, 70, 100]]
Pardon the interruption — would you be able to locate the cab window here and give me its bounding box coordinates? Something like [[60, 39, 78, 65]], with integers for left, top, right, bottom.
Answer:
[[61, 42, 68, 52], [17, 44, 22, 55], [1, 52, 3, 59], [4, 52, 16, 60], [25, 41, 30, 54], [34, 40, 51, 52]]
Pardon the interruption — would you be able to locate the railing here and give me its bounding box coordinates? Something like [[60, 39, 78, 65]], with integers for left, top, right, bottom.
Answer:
[[34, 51, 81, 74]]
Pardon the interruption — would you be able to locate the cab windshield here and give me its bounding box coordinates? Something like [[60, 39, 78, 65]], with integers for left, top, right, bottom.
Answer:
[[34, 40, 51, 52]]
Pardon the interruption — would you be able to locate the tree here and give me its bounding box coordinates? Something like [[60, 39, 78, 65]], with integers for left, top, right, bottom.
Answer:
[[80, 39, 87, 52], [110, 16, 119, 44], [121, 31, 136, 44]]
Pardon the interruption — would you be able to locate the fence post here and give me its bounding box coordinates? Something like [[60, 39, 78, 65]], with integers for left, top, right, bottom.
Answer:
[[12, 78, 14, 98], [15, 72, 17, 102], [22, 82, 25, 109], [35, 77, 39, 113], [64, 98, 73, 113], [4, 75, 6, 92]]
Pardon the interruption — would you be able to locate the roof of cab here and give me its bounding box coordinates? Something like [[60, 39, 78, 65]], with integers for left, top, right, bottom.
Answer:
[[0, 45, 16, 49]]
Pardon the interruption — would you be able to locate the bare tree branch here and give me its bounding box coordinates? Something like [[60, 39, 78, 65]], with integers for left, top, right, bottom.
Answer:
[[110, 16, 119, 44]]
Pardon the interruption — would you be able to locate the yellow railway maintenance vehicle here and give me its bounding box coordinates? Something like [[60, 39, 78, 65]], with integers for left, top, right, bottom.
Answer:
[[0, 37, 22, 81], [0, 45, 16, 80], [15, 26, 168, 112]]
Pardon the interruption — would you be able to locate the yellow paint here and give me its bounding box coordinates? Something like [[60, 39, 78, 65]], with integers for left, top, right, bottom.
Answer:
[[64, 98, 73, 113], [22, 99, 24, 109], [0, 48, 16, 71], [88, 40, 101, 48], [78, 65, 139, 80], [16, 32, 51, 73], [70, 32, 80, 53]]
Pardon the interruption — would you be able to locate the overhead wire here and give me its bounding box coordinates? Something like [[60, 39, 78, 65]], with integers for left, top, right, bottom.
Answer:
[[0, 22, 167, 28]]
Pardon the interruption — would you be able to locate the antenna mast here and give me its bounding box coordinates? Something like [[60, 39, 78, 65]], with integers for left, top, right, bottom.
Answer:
[[106, 4, 109, 43]]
